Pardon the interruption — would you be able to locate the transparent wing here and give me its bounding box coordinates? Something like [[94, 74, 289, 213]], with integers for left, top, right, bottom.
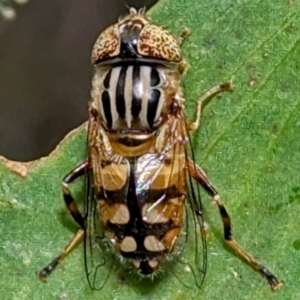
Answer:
[[135, 119, 207, 288], [158, 123, 207, 289], [83, 117, 115, 291], [183, 129, 207, 288]]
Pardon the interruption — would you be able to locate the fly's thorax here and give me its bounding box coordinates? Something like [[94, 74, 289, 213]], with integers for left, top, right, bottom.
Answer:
[[90, 63, 181, 133]]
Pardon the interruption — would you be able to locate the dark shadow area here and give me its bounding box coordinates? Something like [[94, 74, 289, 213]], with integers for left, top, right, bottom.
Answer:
[[0, 0, 157, 161]]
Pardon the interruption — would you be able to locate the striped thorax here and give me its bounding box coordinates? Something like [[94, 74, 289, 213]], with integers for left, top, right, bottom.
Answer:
[[92, 64, 168, 131]]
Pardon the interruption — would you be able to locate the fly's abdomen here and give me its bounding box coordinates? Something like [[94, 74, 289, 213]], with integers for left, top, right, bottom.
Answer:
[[92, 64, 168, 131], [96, 149, 186, 276]]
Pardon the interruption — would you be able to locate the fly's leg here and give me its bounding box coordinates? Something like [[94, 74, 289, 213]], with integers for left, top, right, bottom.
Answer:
[[177, 28, 191, 74], [187, 80, 233, 132], [188, 159, 283, 290], [38, 161, 88, 281], [38, 229, 84, 282], [177, 27, 191, 45], [62, 161, 89, 229]]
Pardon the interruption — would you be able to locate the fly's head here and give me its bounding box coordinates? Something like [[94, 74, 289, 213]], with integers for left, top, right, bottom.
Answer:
[[91, 7, 182, 64]]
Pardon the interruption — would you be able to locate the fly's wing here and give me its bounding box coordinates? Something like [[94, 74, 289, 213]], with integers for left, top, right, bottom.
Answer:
[[182, 128, 207, 288], [83, 117, 115, 291], [136, 119, 207, 288], [161, 122, 207, 288]]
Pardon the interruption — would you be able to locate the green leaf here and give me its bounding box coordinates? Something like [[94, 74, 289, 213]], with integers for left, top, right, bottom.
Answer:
[[1, 0, 300, 299]]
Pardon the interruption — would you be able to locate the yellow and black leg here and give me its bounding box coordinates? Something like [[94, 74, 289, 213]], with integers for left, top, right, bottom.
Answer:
[[38, 161, 89, 281], [188, 159, 282, 290], [62, 161, 89, 228]]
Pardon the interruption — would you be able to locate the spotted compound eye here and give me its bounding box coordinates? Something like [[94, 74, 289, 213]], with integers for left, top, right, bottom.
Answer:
[[137, 24, 182, 62], [91, 24, 121, 64]]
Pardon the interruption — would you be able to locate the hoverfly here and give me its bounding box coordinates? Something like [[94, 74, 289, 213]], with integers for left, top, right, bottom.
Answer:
[[38, 7, 282, 291]]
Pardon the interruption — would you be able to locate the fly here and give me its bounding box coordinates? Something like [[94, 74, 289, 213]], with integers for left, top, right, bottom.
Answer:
[[38, 7, 282, 291]]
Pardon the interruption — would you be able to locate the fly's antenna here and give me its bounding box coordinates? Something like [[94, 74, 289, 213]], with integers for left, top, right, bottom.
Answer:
[[138, 6, 146, 15], [124, 1, 156, 14]]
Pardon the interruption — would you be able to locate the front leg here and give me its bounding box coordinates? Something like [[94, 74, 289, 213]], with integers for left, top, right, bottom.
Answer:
[[187, 80, 233, 132], [177, 27, 191, 74], [188, 159, 282, 290], [177, 27, 191, 46]]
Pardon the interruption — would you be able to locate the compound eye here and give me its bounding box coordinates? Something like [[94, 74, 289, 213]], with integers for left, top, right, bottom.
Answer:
[[137, 24, 182, 62], [91, 24, 121, 64]]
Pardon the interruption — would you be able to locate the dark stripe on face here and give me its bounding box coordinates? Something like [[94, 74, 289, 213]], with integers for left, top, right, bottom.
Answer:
[[103, 69, 111, 89], [116, 66, 127, 119], [101, 91, 112, 128], [131, 65, 142, 118], [147, 89, 160, 127], [150, 68, 160, 87]]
